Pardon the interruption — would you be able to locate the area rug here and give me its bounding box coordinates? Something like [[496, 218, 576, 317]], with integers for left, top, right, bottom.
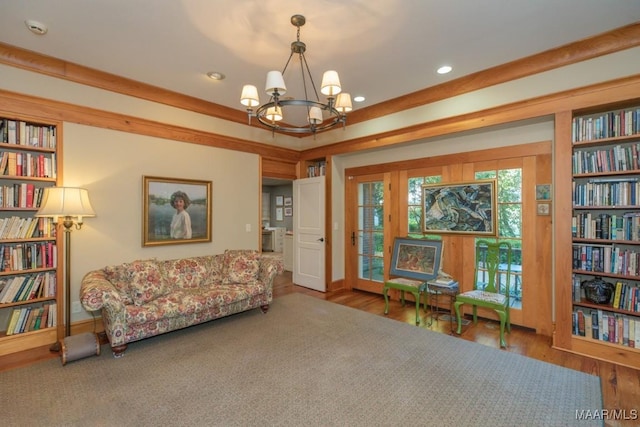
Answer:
[[1, 293, 602, 426]]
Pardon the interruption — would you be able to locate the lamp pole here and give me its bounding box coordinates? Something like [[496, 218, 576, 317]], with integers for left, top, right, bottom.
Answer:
[[49, 218, 74, 352]]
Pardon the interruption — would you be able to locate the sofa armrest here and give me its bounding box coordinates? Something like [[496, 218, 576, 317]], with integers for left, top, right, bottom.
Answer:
[[80, 270, 126, 314], [258, 256, 284, 287]]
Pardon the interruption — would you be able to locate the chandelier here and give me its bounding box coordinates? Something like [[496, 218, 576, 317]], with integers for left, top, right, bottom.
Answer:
[[240, 14, 352, 135]]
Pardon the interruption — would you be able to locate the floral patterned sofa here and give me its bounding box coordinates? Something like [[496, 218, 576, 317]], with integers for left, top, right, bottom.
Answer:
[[80, 250, 283, 357]]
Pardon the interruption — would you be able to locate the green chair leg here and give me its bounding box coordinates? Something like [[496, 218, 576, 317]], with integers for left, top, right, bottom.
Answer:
[[454, 301, 463, 335], [497, 310, 507, 348], [383, 287, 390, 315]]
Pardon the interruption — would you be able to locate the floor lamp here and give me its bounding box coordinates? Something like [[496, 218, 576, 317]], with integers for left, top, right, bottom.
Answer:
[[36, 187, 96, 354]]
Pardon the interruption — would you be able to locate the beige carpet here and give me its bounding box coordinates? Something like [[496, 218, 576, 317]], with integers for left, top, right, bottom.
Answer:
[[2, 293, 602, 426]]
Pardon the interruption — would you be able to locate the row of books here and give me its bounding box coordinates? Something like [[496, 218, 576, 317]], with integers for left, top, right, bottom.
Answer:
[[307, 161, 326, 177], [5, 303, 56, 335], [572, 212, 640, 241], [1, 242, 57, 272], [572, 143, 640, 174], [0, 272, 56, 303], [0, 216, 53, 240], [612, 281, 640, 312], [572, 180, 640, 207], [572, 108, 640, 142], [572, 308, 640, 348], [572, 244, 640, 277], [0, 151, 56, 178], [0, 183, 46, 209], [0, 119, 57, 149]]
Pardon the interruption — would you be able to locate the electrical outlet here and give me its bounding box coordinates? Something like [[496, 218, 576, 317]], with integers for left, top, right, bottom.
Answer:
[[72, 301, 82, 313]]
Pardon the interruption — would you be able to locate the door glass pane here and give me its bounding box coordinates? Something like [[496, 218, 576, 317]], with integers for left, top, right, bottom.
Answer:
[[475, 169, 523, 309], [358, 181, 384, 282]]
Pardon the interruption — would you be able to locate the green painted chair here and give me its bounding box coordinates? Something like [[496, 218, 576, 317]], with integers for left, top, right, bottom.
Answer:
[[454, 240, 513, 348]]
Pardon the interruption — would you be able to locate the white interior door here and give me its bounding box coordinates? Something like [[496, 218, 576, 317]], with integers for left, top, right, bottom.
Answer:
[[293, 176, 325, 291]]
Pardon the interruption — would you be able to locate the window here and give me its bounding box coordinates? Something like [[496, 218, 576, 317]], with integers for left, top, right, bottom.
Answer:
[[407, 175, 441, 238]]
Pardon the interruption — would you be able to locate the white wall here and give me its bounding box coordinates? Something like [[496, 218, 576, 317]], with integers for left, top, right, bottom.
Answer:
[[63, 124, 259, 321]]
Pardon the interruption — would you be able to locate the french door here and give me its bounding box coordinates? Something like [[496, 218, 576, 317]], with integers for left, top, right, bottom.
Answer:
[[346, 173, 388, 293]]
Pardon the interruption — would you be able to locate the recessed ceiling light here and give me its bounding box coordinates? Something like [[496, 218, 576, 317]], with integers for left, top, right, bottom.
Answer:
[[437, 65, 452, 75], [25, 19, 48, 35], [207, 71, 225, 81], [353, 96, 365, 103]]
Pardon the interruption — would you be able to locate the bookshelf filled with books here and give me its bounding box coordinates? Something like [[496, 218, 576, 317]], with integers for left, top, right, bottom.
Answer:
[[0, 115, 61, 356], [555, 101, 640, 368]]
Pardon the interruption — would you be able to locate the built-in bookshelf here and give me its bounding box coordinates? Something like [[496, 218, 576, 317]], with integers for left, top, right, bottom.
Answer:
[[560, 103, 640, 366], [306, 160, 326, 177], [0, 116, 60, 356]]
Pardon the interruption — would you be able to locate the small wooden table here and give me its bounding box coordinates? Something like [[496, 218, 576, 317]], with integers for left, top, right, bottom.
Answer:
[[383, 278, 428, 325], [427, 280, 459, 333]]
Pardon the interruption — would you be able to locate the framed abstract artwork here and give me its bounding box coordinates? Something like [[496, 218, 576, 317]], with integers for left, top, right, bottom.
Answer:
[[422, 180, 496, 235]]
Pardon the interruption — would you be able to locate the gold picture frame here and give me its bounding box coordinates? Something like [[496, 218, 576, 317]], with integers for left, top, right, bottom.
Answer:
[[143, 176, 212, 246], [422, 180, 497, 235]]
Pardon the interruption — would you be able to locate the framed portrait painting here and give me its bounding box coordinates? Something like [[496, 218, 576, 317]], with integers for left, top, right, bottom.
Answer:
[[422, 180, 496, 235], [143, 176, 212, 246]]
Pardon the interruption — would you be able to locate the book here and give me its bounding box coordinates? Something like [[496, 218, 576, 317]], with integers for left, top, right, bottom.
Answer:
[[17, 307, 33, 334], [33, 307, 44, 330], [13, 307, 29, 334], [613, 281, 623, 308], [5, 308, 21, 335], [577, 310, 586, 337], [591, 311, 599, 340]]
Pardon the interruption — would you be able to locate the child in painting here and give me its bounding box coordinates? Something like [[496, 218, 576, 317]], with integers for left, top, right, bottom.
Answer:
[[170, 190, 192, 239]]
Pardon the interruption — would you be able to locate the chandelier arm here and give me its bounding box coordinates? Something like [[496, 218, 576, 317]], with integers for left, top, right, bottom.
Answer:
[[280, 50, 296, 79], [300, 53, 322, 103]]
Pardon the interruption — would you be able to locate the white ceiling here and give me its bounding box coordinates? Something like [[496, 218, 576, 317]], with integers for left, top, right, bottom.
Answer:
[[1, 1, 639, 134]]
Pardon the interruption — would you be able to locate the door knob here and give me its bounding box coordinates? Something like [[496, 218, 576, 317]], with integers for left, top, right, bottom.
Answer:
[[317, 237, 325, 242]]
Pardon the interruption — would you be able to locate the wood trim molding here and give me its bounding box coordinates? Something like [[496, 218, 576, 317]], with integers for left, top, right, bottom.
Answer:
[[301, 74, 640, 160], [344, 141, 551, 177], [1, 23, 638, 143], [0, 89, 300, 162], [0, 42, 248, 126]]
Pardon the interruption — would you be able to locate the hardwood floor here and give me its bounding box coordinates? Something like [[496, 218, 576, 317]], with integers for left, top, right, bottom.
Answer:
[[2, 271, 638, 426]]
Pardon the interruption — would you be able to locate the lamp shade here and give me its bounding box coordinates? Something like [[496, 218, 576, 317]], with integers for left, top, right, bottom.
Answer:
[[265, 71, 287, 96], [321, 70, 342, 96], [308, 106, 323, 124], [265, 106, 283, 122], [35, 187, 96, 224], [240, 85, 260, 107], [335, 93, 353, 113]]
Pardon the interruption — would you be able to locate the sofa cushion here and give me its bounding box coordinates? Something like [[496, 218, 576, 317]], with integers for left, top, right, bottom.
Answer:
[[128, 259, 169, 306], [223, 249, 260, 284], [103, 263, 135, 305], [161, 257, 209, 289]]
